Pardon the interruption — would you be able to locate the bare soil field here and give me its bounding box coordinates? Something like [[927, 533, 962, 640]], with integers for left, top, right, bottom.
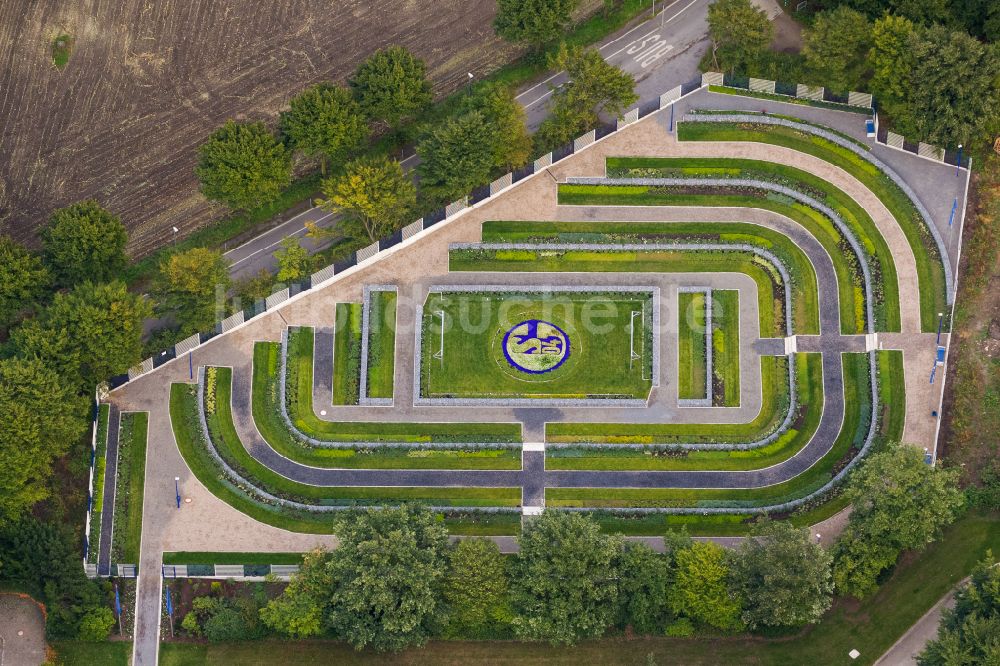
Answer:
[[0, 0, 597, 257]]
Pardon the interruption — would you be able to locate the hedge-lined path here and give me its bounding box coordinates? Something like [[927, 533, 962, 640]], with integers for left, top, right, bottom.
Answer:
[[96, 403, 120, 576]]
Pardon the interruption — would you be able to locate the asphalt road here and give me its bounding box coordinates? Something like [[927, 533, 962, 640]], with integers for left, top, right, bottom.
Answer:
[[223, 0, 782, 282]]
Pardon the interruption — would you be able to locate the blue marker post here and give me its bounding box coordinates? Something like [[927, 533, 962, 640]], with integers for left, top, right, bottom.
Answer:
[[114, 583, 123, 636], [956, 144, 963, 177], [165, 585, 175, 637], [174, 476, 181, 509], [948, 197, 957, 227], [188, 351, 193, 379]]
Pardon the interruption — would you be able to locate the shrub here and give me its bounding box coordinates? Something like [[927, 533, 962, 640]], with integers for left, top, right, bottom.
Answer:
[[77, 606, 115, 641]]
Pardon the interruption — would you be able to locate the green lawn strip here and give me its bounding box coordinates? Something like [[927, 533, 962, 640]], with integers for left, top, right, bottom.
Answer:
[[210, 365, 519, 507], [677, 121, 946, 331], [547, 353, 821, 472], [481, 219, 820, 334], [332, 303, 362, 405], [547, 356, 788, 445], [713, 289, 740, 407], [876, 349, 906, 442], [452, 248, 784, 338], [547, 352, 865, 507], [162, 551, 305, 566], [595, 155, 901, 332], [86, 404, 110, 563], [110, 412, 148, 564], [365, 290, 396, 399], [421, 291, 653, 400], [51, 641, 131, 666], [677, 291, 708, 400], [706, 84, 872, 115]]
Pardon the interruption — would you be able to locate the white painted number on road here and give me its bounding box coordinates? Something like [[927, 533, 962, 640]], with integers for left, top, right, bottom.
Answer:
[[625, 34, 675, 68]]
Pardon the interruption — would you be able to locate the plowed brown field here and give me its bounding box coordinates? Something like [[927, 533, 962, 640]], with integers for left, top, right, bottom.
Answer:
[[0, 0, 597, 257]]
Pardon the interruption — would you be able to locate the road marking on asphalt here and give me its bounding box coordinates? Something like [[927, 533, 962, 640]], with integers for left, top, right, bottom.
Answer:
[[227, 212, 334, 268]]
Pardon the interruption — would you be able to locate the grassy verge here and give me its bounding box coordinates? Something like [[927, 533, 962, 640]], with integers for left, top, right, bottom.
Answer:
[[707, 84, 872, 114], [677, 121, 947, 331], [111, 412, 148, 564], [86, 404, 110, 564], [365, 290, 396, 400], [51, 641, 131, 666], [599, 155, 903, 333], [677, 291, 707, 400], [713, 290, 740, 407], [162, 552, 305, 566], [481, 219, 820, 334], [332, 303, 362, 405]]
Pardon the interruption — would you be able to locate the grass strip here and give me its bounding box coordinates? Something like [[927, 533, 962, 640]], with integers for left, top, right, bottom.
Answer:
[[365, 290, 396, 399], [712, 289, 740, 407], [332, 303, 362, 405], [677, 121, 946, 331], [481, 219, 820, 335], [162, 551, 305, 566], [707, 84, 872, 114], [86, 404, 110, 564], [111, 412, 148, 564], [547, 353, 821, 472], [677, 291, 707, 400]]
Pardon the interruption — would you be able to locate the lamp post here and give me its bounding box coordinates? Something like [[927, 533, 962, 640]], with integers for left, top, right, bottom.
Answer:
[[174, 476, 181, 509]]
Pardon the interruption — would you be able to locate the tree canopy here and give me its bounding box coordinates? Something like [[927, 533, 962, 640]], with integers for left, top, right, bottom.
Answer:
[[281, 83, 368, 173], [671, 540, 743, 631], [416, 111, 497, 204], [918, 553, 1000, 665], [274, 236, 311, 282], [460, 82, 533, 170], [0, 236, 50, 329], [802, 6, 871, 92], [196, 120, 292, 211], [317, 155, 416, 242], [494, 0, 579, 49], [441, 538, 512, 638], [41, 200, 128, 286], [350, 46, 433, 127], [510, 511, 622, 645], [155, 247, 231, 335], [616, 541, 674, 634], [707, 0, 773, 74]]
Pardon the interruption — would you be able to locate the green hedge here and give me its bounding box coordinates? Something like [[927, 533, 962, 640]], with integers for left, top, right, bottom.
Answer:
[[365, 290, 397, 399]]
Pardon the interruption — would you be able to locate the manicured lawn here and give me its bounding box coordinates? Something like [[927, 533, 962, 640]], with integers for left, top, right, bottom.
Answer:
[[481, 219, 820, 335], [713, 289, 740, 407], [332, 302, 362, 405], [421, 290, 653, 400], [111, 412, 148, 564], [677, 121, 946, 332], [677, 291, 708, 400], [548, 356, 789, 444], [162, 551, 305, 565], [87, 404, 110, 564], [365, 289, 396, 400], [51, 640, 131, 665]]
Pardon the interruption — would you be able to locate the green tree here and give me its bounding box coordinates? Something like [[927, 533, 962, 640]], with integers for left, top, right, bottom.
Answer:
[[869, 14, 917, 128], [155, 247, 231, 335], [0, 237, 50, 328], [460, 82, 532, 169], [326, 505, 449, 651], [0, 358, 87, 525], [833, 444, 965, 598], [918, 553, 1000, 665], [11, 320, 82, 387], [536, 44, 637, 151], [729, 521, 834, 629], [350, 46, 433, 128], [616, 542, 673, 635], [672, 541, 743, 631], [441, 538, 512, 638], [41, 200, 128, 286], [416, 111, 497, 204], [494, 0, 579, 50], [802, 7, 871, 92], [196, 120, 292, 211], [77, 607, 115, 641], [259, 548, 331, 638], [511, 511, 622, 645], [707, 0, 773, 74], [951, 0, 1000, 41], [317, 155, 416, 241], [281, 84, 368, 174], [274, 236, 311, 282]]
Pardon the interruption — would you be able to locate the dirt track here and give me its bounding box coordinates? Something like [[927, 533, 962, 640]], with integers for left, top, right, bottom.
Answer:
[[0, 1, 600, 257]]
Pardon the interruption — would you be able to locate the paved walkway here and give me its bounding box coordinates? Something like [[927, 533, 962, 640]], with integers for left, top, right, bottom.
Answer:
[[97, 404, 120, 576], [875, 581, 961, 665]]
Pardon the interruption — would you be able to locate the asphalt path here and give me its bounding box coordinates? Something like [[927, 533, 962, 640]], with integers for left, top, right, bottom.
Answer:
[[222, 0, 782, 282]]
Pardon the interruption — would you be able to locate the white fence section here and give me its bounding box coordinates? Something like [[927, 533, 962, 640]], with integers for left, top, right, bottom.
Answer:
[[270, 565, 301, 577], [490, 173, 513, 196], [220, 311, 244, 333], [356, 241, 380, 263], [573, 129, 596, 152], [918, 142, 945, 161], [848, 91, 873, 108], [310, 264, 336, 286], [84, 563, 97, 578], [796, 84, 824, 100], [534, 152, 552, 170], [401, 218, 424, 240], [174, 332, 200, 357], [702, 71, 723, 86], [128, 357, 154, 380], [445, 198, 468, 217], [659, 85, 682, 108], [118, 564, 137, 577], [214, 564, 244, 578], [887, 131, 905, 149], [618, 107, 640, 129], [265, 287, 289, 310], [749, 77, 775, 94]]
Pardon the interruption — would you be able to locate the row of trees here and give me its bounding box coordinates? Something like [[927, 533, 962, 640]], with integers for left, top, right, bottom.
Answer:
[[254, 444, 963, 650], [706, 0, 1000, 146]]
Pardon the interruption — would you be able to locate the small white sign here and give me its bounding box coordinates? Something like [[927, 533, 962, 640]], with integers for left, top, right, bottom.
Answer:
[[849, 649, 861, 660]]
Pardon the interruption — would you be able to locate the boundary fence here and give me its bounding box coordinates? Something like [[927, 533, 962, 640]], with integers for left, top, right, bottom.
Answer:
[[161, 563, 300, 579], [82, 388, 100, 576]]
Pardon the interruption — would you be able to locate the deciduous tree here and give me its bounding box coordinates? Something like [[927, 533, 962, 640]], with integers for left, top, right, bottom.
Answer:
[[317, 155, 416, 241], [350, 46, 433, 128], [802, 6, 871, 92], [441, 538, 512, 638], [281, 84, 368, 174], [868, 14, 917, 127], [0, 236, 50, 328], [494, 0, 579, 50], [259, 548, 332, 638], [460, 82, 532, 169], [707, 0, 773, 74], [511, 511, 622, 645], [196, 121, 292, 211], [41, 200, 128, 286], [274, 236, 311, 282], [616, 541, 673, 634], [416, 111, 497, 204], [671, 541, 743, 631], [156, 247, 230, 335]]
